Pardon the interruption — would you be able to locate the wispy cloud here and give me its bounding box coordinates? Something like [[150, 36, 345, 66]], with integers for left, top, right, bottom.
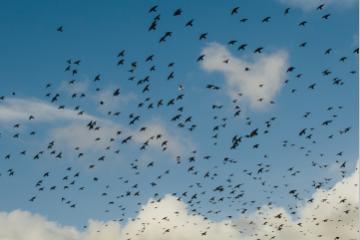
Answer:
[[92, 88, 137, 113], [201, 43, 288, 110], [277, 0, 358, 11], [0, 97, 191, 158], [132, 120, 195, 158], [0, 98, 92, 123]]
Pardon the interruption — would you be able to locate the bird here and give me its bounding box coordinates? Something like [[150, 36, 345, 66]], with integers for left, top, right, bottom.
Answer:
[[254, 47, 263, 53], [149, 5, 158, 13], [262, 16, 271, 23], [185, 19, 194, 27], [317, 4, 325, 10], [199, 33, 208, 40], [299, 21, 307, 27], [113, 89, 120, 96], [231, 7, 239, 15], [173, 8, 182, 16], [322, 14, 331, 20], [57, 26, 63, 32], [284, 8, 290, 15]]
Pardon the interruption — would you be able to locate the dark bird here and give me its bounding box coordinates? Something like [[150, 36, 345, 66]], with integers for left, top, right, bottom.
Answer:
[[57, 26, 63, 32], [299, 21, 307, 27], [173, 8, 182, 16], [262, 16, 271, 23], [113, 88, 120, 96], [284, 8, 290, 15], [94, 74, 101, 81], [238, 44, 247, 50], [231, 7, 239, 15], [149, 5, 158, 13], [199, 33, 208, 40], [317, 4, 325, 10], [322, 14, 331, 20], [185, 19, 194, 27]]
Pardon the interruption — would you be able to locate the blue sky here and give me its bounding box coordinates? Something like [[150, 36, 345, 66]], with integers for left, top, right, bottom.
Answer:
[[0, 0, 358, 239]]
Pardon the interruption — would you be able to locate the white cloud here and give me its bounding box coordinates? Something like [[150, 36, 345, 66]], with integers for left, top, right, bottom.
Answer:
[[234, 163, 359, 239], [132, 120, 195, 158], [0, 98, 92, 123], [0, 163, 357, 240], [0, 210, 80, 240], [92, 88, 137, 114], [79, 220, 123, 240], [201, 43, 288, 110], [50, 119, 193, 157], [0, 97, 191, 157], [50, 122, 118, 151], [59, 80, 90, 95], [277, 0, 358, 11]]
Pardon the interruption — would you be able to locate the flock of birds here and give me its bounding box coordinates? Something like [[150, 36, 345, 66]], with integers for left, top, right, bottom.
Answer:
[[0, 2, 358, 240]]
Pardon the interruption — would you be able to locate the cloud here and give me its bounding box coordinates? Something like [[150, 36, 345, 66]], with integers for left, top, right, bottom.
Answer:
[[0, 210, 80, 240], [59, 80, 90, 95], [50, 118, 193, 157], [201, 43, 288, 110], [0, 209, 124, 240], [234, 163, 359, 239], [0, 98, 92, 123], [277, 0, 358, 11], [0, 163, 357, 240], [132, 120, 195, 158], [50, 122, 119, 151], [92, 88, 137, 114], [0, 97, 191, 157], [117, 195, 241, 240], [58, 79, 137, 114]]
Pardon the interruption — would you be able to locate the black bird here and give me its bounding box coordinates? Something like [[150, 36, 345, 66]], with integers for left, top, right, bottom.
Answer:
[[149, 5, 158, 13], [262, 16, 271, 23], [284, 8, 290, 15], [94, 74, 101, 81], [197, 55, 205, 62], [173, 8, 182, 16], [238, 44, 247, 50], [57, 26, 63, 32], [118, 50, 125, 57], [113, 89, 120, 96], [299, 21, 307, 27], [317, 4, 325, 10], [185, 19, 194, 27], [324, 48, 332, 54], [322, 14, 331, 20], [231, 7, 239, 15], [199, 33, 208, 40]]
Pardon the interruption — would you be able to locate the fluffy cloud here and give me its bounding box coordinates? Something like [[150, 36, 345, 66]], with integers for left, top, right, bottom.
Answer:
[[234, 164, 359, 239], [0, 210, 80, 240], [201, 43, 288, 110], [277, 0, 358, 11], [0, 163, 357, 240], [118, 195, 242, 240]]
